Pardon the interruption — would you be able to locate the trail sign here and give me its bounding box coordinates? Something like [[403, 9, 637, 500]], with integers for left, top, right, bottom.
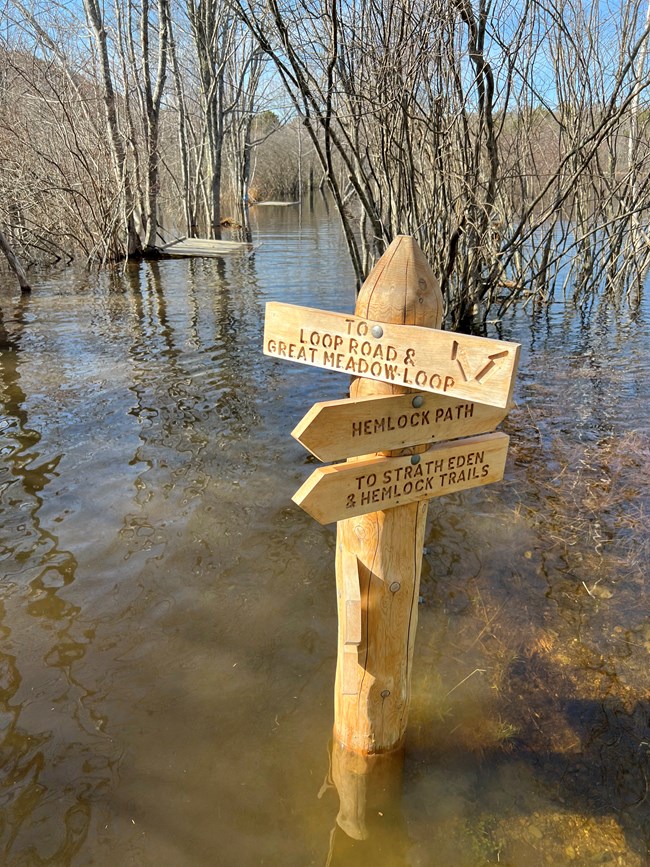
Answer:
[[264, 301, 520, 409], [292, 391, 508, 462], [262, 234, 519, 774], [292, 432, 509, 525]]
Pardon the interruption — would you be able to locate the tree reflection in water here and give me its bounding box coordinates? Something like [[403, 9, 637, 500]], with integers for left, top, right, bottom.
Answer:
[[0, 203, 647, 865]]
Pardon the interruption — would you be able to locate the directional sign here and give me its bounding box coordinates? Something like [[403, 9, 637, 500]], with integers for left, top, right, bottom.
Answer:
[[292, 392, 508, 462], [264, 302, 520, 409], [292, 432, 509, 525]]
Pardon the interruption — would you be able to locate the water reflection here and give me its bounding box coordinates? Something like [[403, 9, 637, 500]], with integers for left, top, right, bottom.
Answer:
[[323, 743, 407, 857], [0, 203, 648, 865], [0, 301, 104, 863]]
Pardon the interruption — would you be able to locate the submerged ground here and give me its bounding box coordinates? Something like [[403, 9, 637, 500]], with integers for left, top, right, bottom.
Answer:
[[0, 202, 648, 865]]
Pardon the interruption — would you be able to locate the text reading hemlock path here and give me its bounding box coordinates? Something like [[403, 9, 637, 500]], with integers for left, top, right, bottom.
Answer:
[[350, 401, 476, 439]]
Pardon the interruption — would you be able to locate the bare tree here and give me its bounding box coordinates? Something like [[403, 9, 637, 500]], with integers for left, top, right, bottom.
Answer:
[[112, 0, 171, 250], [238, 0, 650, 329], [167, 6, 197, 236], [0, 226, 31, 291], [185, 0, 240, 238], [82, 0, 144, 255], [1, 7, 123, 262], [223, 31, 286, 233], [4, 0, 650, 315]]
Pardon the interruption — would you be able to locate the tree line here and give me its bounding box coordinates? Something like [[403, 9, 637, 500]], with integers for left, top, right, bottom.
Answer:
[[2, 0, 650, 327], [0, 0, 302, 263]]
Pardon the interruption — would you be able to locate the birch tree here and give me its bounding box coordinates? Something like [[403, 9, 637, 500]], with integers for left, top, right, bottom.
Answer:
[[185, 0, 240, 238], [82, 0, 143, 255], [112, 0, 171, 250]]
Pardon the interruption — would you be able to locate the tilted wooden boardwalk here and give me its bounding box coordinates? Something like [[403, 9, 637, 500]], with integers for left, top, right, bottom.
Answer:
[[159, 237, 252, 258]]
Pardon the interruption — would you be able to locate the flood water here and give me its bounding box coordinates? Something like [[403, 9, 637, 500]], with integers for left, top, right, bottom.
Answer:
[[0, 201, 648, 866]]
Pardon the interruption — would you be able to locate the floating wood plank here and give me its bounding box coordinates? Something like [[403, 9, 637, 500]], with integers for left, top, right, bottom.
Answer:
[[264, 302, 520, 409], [293, 432, 509, 525], [292, 392, 508, 461], [160, 237, 251, 258]]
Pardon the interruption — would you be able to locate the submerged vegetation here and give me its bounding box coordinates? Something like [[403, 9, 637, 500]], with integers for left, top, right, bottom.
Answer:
[[0, 188, 647, 862], [408, 377, 650, 863], [2, 0, 650, 329]]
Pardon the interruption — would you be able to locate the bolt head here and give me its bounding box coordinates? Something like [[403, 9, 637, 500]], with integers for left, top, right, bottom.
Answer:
[[371, 324, 384, 338]]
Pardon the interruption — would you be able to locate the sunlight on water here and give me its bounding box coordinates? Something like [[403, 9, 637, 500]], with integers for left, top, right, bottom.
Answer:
[[0, 200, 648, 866]]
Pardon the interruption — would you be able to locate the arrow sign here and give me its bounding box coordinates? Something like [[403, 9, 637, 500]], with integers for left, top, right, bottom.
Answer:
[[292, 392, 508, 462], [264, 302, 520, 409], [293, 432, 509, 525]]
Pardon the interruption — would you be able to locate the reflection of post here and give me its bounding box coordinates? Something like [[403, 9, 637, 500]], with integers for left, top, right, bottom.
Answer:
[[332, 236, 443, 834]]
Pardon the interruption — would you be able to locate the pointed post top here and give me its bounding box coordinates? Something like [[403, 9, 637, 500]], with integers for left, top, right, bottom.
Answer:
[[356, 235, 443, 330], [352, 236, 443, 399]]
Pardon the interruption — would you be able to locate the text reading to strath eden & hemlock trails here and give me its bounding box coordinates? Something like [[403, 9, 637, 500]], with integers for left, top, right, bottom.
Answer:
[[292, 432, 509, 525]]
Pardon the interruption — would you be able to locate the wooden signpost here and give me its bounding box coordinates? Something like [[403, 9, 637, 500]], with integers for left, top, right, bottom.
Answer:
[[263, 235, 519, 838]]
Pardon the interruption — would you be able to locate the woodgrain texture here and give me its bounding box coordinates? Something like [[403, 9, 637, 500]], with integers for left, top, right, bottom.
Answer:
[[333, 235, 444, 754], [294, 432, 509, 524], [292, 391, 509, 461], [264, 301, 520, 408], [160, 237, 250, 257]]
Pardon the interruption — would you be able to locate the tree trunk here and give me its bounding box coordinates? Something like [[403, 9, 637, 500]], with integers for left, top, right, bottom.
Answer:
[[83, 0, 142, 257], [0, 228, 31, 292]]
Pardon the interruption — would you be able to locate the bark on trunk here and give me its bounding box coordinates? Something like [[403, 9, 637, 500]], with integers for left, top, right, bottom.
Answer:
[[0, 229, 31, 293]]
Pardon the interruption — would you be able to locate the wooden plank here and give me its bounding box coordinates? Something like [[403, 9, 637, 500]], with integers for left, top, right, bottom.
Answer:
[[340, 547, 362, 646], [341, 646, 359, 697], [160, 235, 187, 249], [264, 301, 520, 409], [161, 238, 250, 257], [292, 392, 508, 461], [294, 432, 509, 525], [338, 547, 362, 697]]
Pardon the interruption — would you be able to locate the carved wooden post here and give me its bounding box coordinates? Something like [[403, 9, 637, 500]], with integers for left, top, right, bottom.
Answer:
[[262, 234, 520, 841], [333, 235, 442, 752], [326, 237, 441, 840]]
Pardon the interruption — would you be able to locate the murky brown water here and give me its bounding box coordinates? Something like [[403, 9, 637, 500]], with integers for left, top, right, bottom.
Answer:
[[1, 201, 648, 866]]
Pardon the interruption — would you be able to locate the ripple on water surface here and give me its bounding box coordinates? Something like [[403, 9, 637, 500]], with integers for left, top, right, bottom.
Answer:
[[0, 204, 648, 865]]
